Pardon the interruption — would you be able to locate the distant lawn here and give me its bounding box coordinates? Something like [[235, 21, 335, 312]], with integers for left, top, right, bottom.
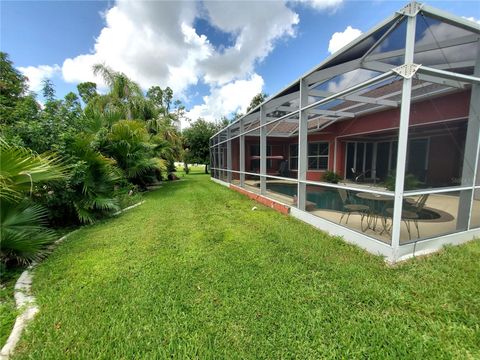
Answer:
[[11, 173, 480, 359]]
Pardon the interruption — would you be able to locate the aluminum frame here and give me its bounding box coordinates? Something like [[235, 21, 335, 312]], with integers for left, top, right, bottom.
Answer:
[[209, 1, 480, 262]]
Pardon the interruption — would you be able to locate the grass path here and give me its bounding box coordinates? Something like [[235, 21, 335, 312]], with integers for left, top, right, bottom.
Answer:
[[12, 170, 480, 359]]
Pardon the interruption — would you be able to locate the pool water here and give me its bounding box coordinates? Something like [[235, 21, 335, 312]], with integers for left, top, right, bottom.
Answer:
[[266, 183, 440, 220], [267, 183, 366, 211]]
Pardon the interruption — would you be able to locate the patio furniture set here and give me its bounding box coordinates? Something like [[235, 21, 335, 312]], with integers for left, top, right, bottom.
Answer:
[[339, 190, 429, 239]]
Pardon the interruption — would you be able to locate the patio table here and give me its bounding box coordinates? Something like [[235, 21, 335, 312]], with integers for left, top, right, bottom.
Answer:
[[356, 192, 393, 233]]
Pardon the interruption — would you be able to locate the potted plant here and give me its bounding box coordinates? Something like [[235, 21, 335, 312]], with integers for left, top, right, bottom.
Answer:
[[323, 170, 342, 184]]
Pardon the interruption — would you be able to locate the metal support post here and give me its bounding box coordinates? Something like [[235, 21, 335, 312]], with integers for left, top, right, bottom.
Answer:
[[240, 120, 245, 187], [226, 127, 232, 183], [260, 106, 267, 195], [391, 12, 417, 259], [297, 79, 309, 211]]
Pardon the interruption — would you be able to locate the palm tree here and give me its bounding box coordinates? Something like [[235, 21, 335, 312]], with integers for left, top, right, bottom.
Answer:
[[92, 64, 150, 120], [0, 139, 65, 202], [103, 119, 161, 186], [67, 134, 121, 224], [0, 139, 66, 265], [1, 201, 57, 264], [149, 116, 183, 173]]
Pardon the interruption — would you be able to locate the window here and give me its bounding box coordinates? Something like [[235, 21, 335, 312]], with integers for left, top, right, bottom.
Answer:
[[250, 144, 272, 171], [308, 142, 329, 170], [289, 142, 329, 170], [289, 144, 298, 170]]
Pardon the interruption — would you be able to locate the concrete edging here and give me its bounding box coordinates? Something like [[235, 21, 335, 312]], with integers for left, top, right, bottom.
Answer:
[[0, 230, 75, 360], [0, 201, 145, 359]]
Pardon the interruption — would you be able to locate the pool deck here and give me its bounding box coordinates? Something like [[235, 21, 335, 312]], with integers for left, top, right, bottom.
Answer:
[[236, 179, 480, 246]]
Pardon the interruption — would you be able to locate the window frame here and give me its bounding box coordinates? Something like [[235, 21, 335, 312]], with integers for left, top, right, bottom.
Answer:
[[307, 141, 330, 171], [289, 141, 330, 171], [289, 143, 298, 170]]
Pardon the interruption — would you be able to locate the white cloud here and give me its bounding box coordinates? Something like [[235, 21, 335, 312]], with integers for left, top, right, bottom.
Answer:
[[17, 64, 61, 92], [293, 0, 344, 11], [199, 1, 299, 85], [57, 1, 300, 122], [60, 1, 298, 92], [61, 2, 204, 94], [462, 16, 480, 24], [328, 25, 362, 54], [327, 69, 378, 93], [184, 73, 264, 128]]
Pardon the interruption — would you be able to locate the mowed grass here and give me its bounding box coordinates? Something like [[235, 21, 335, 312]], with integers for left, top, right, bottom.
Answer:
[[13, 168, 480, 359], [0, 268, 21, 346]]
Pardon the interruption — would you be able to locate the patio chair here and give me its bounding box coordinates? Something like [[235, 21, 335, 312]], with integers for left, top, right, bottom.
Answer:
[[385, 194, 429, 240], [351, 168, 363, 182], [338, 189, 370, 226]]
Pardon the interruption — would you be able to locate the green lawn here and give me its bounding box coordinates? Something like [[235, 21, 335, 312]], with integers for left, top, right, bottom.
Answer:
[[0, 268, 21, 347], [10, 168, 480, 359]]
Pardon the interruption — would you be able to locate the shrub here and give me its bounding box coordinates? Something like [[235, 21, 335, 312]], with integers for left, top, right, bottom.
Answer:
[[385, 172, 422, 191], [0, 140, 66, 265], [323, 170, 342, 184]]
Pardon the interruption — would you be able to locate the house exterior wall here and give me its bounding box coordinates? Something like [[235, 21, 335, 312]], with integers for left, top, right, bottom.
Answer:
[[238, 90, 470, 182]]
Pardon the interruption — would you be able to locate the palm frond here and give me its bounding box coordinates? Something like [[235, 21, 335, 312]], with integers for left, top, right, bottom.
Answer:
[[0, 139, 67, 201], [0, 201, 56, 264]]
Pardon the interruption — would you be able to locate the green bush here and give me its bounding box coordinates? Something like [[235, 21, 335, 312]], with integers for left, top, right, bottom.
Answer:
[[385, 172, 422, 191], [0, 140, 66, 265], [1, 52, 182, 230], [323, 170, 342, 184]]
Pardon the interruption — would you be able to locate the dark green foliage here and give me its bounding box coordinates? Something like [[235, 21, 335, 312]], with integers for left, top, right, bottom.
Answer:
[[246, 92, 268, 112], [77, 82, 97, 104], [0, 53, 183, 230], [183, 118, 223, 172], [0, 201, 56, 265], [0, 52, 29, 125], [323, 170, 342, 184], [66, 136, 121, 223], [41, 79, 55, 102], [0, 139, 66, 202], [385, 172, 423, 191], [0, 140, 66, 265], [103, 119, 159, 186], [147, 86, 173, 113]]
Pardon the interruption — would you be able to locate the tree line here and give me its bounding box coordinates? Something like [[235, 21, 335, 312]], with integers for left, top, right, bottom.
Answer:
[[0, 52, 234, 268]]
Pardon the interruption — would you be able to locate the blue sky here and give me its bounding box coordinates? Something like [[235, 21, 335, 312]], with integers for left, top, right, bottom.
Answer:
[[1, 0, 479, 125]]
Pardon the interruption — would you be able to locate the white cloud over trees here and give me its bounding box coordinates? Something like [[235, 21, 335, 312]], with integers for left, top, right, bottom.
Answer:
[[18, 0, 346, 123], [17, 64, 60, 92]]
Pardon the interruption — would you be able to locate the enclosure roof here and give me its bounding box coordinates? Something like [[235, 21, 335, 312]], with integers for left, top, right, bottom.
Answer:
[[211, 1, 480, 140]]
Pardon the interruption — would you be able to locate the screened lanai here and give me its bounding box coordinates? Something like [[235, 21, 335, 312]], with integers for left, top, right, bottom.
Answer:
[[210, 1, 480, 262]]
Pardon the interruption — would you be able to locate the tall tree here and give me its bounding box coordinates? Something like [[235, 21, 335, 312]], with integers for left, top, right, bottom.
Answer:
[[41, 79, 56, 102], [92, 64, 146, 120], [77, 82, 97, 104], [0, 52, 30, 125], [246, 92, 268, 112], [183, 119, 223, 173]]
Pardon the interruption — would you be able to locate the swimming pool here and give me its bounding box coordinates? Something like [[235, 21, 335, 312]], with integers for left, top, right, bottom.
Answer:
[[267, 183, 364, 211], [266, 182, 440, 220]]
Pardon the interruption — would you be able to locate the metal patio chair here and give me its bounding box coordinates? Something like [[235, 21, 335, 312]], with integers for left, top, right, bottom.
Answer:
[[338, 189, 370, 227], [385, 194, 429, 240]]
